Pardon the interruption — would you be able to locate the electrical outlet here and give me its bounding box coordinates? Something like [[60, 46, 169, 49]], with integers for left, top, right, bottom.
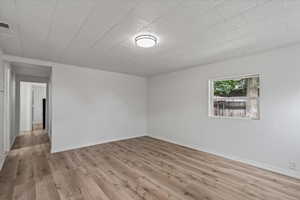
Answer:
[[289, 162, 297, 170]]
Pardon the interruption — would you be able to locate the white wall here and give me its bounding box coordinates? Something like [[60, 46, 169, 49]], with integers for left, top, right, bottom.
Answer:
[[3, 63, 11, 153], [47, 72, 53, 140], [0, 48, 5, 169], [3, 62, 17, 151], [148, 44, 300, 178], [0, 53, 17, 170], [9, 68, 16, 146], [20, 82, 32, 132], [51, 64, 147, 153]]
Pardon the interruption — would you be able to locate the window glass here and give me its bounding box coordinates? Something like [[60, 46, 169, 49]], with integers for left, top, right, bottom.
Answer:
[[210, 75, 260, 120]]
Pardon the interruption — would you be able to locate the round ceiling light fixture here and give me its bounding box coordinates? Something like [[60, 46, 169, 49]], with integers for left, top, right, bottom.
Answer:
[[135, 34, 157, 48]]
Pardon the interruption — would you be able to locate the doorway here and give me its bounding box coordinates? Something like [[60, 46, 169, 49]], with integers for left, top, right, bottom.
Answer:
[[2, 60, 52, 154], [19, 82, 47, 134]]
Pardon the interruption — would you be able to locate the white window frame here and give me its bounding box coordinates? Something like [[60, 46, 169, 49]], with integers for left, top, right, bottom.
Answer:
[[208, 74, 260, 120]]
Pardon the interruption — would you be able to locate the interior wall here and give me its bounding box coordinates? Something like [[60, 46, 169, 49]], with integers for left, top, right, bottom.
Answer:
[[19, 82, 32, 132], [148, 44, 300, 178], [9, 68, 16, 146], [3, 62, 11, 152], [0, 49, 5, 169], [47, 72, 52, 140], [0, 54, 17, 170], [51, 64, 147, 153], [3, 62, 17, 150]]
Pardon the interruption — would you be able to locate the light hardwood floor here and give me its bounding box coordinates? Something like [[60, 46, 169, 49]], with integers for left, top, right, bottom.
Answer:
[[0, 131, 300, 200]]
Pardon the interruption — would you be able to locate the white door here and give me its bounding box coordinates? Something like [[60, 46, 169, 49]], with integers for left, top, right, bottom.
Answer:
[[32, 85, 46, 126]]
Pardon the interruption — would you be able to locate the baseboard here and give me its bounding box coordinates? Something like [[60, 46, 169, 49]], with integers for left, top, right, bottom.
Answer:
[[0, 135, 16, 171], [149, 135, 300, 180], [51, 134, 147, 153], [32, 123, 43, 130], [0, 153, 6, 171], [19, 130, 31, 135], [10, 135, 16, 149]]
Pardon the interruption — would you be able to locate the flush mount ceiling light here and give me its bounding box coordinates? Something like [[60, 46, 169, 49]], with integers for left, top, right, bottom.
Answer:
[[135, 34, 157, 48]]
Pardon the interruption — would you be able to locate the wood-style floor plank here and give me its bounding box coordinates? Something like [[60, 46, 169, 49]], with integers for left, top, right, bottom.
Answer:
[[0, 130, 299, 200]]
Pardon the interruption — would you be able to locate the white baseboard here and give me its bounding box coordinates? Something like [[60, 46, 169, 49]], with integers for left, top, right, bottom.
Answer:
[[0, 135, 15, 171], [149, 135, 300, 180], [51, 134, 147, 153], [10, 135, 16, 149], [0, 153, 6, 171]]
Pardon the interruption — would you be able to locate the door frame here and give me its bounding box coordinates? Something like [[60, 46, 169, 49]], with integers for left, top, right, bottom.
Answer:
[[16, 77, 50, 136], [3, 62, 11, 153]]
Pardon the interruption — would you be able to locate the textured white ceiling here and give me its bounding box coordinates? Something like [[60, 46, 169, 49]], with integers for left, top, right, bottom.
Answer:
[[1, 0, 300, 76]]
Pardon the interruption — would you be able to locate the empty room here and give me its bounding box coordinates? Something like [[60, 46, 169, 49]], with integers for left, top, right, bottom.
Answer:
[[0, 0, 300, 200]]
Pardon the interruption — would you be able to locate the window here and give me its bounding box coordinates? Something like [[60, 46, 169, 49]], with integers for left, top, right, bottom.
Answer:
[[209, 75, 260, 120]]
